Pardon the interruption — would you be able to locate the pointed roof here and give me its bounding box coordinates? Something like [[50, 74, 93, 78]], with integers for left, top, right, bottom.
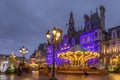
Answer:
[[90, 12, 100, 28], [108, 25, 120, 38], [100, 5, 105, 12], [69, 12, 74, 24], [69, 44, 86, 52]]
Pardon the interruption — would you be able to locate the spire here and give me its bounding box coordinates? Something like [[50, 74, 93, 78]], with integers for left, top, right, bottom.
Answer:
[[67, 12, 76, 39], [69, 11, 74, 24], [99, 5, 105, 31]]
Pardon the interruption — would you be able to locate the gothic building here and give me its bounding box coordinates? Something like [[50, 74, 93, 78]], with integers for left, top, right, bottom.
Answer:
[[45, 5, 120, 69]]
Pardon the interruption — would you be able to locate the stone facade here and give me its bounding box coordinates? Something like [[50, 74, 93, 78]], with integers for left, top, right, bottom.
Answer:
[[101, 26, 120, 67], [30, 43, 47, 66]]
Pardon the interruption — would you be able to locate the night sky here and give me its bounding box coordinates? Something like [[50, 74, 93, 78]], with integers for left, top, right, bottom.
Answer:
[[0, 0, 120, 58]]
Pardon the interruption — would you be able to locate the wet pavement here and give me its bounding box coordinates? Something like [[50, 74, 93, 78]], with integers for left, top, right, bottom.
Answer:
[[0, 72, 120, 80]]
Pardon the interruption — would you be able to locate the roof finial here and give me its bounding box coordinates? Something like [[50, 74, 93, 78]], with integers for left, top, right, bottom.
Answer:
[[69, 11, 74, 24], [81, 25, 83, 31], [90, 10, 92, 16], [78, 27, 79, 31], [96, 8, 98, 13]]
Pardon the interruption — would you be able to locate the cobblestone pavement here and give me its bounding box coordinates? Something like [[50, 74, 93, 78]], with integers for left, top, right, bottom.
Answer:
[[0, 72, 120, 80], [0, 71, 49, 80]]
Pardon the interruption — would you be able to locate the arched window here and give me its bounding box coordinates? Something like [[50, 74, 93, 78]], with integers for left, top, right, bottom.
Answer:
[[81, 37, 84, 43], [63, 35, 69, 45], [95, 32, 98, 38], [87, 36, 90, 41], [85, 21, 91, 31], [71, 38, 76, 45], [111, 30, 118, 39]]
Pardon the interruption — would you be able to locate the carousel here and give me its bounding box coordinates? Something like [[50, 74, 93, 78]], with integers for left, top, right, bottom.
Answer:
[[58, 44, 100, 69], [29, 58, 39, 71]]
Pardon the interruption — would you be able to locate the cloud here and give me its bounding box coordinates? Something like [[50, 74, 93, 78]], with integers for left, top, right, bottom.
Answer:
[[0, 0, 120, 58]]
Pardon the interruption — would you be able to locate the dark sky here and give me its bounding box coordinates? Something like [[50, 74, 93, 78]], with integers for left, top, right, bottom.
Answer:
[[0, 0, 120, 58]]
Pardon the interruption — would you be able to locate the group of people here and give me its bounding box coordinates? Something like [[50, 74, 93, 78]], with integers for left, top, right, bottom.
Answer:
[[17, 65, 30, 76], [17, 66, 22, 76]]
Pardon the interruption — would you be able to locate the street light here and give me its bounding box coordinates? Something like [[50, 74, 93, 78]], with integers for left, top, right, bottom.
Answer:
[[46, 26, 62, 80], [19, 46, 28, 66]]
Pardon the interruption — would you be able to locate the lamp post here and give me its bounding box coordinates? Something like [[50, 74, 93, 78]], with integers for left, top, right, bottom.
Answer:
[[46, 26, 62, 80], [19, 46, 28, 67]]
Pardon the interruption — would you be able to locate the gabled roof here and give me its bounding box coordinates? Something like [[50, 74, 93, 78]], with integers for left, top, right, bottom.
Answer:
[[108, 25, 120, 38]]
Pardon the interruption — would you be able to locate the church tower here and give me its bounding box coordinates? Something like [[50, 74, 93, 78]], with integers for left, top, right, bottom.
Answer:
[[67, 12, 76, 39], [100, 5, 105, 31]]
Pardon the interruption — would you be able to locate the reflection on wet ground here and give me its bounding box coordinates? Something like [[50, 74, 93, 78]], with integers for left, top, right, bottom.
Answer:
[[0, 72, 120, 80]]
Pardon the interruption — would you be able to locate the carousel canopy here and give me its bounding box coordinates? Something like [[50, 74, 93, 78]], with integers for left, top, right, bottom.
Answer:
[[29, 63, 39, 67], [69, 44, 87, 52], [58, 44, 100, 61]]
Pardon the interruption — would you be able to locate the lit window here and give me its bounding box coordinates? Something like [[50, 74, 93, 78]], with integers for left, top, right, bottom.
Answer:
[[113, 46, 116, 53], [95, 32, 98, 38], [82, 38, 84, 42], [71, 38, 76, 45], [87, 36, 90, 41], [107, 49, 110, 53], [112, 30, 118, 39]]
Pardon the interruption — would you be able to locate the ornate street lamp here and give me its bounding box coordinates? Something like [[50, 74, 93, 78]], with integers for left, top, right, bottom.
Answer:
[[46, 26, 62, 80], [19, 46, 28, 66]]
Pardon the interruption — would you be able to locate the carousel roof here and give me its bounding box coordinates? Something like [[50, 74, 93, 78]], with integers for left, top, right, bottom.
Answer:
[[58, 44, 99, 61], [69, 44, 86, 52], [29, 63, 39, 67]]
